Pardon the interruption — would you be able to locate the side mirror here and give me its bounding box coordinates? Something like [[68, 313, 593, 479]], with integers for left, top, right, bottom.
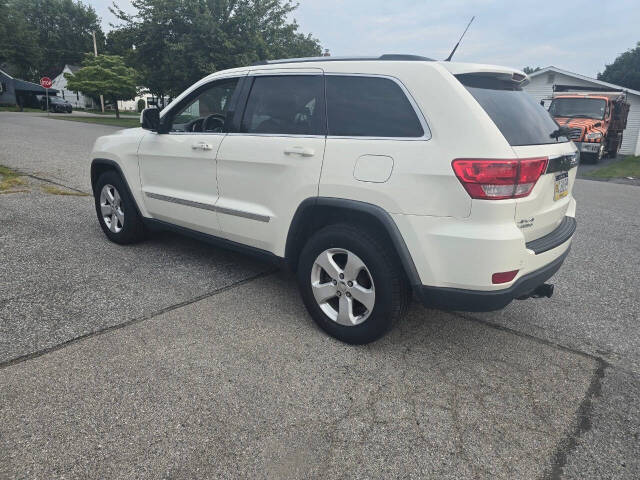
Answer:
[[141, 108, 160, 131]]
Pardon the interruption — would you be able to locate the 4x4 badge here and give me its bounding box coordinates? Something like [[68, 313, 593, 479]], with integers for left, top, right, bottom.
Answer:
[[517, 218, 534, 229]]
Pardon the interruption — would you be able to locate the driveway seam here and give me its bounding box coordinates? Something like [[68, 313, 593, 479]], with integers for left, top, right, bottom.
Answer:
[[454, 312, 612, 480], [453, 311, 603, 363], [543, 359, 607, 480], [0, 269, 277, 370], [22, 173, 90, 194]]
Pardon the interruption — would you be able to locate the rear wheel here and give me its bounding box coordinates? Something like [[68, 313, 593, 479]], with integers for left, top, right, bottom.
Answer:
[[297, 224, 410, 344], [94, 171, 145, 244]]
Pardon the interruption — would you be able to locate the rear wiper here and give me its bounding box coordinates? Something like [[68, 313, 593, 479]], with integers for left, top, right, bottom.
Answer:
[[550, 126, 571, 139]]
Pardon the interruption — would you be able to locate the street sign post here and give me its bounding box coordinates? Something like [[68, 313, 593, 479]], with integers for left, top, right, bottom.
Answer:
[[40, 77, 52, 115]]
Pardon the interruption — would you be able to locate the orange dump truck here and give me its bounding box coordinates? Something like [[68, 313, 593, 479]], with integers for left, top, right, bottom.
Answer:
[[547, 87, 630, 163]]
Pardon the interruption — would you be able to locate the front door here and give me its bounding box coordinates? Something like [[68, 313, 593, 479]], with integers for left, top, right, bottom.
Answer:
[[215, 71, 326, 254], [138, 76, 242, 235]]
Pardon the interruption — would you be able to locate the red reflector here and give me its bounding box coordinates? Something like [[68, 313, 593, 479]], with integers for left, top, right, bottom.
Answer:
[[452, 157, 548, 200], [492, 270, 519, 284]]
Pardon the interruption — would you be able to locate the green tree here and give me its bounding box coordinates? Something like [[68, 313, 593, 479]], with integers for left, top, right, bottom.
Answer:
[[0, 2, 41, 80], [523, 66, 542, 74], [598, 42, 640, 91], [6, 0, 104, 79], [110, 0, 322, 99], [65, 54, 137, 119]]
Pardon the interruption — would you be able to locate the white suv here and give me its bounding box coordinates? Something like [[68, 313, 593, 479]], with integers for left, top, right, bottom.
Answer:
[[90, 55, 577, 344]]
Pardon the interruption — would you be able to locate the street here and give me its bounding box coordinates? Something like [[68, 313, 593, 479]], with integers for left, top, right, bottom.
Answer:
[[1, 112, 639, 479]]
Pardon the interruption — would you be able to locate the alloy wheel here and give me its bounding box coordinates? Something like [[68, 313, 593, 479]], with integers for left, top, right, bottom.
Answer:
[[310, 248, 375, 326], [99, 184, 124, 233]]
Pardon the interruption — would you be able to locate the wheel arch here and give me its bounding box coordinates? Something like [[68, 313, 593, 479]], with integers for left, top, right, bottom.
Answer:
[[284, 197, 422, 286], [91, 158, 143, 217]]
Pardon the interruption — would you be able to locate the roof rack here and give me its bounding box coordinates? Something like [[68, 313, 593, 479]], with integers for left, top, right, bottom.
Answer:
[[251, 54, 434, 66]]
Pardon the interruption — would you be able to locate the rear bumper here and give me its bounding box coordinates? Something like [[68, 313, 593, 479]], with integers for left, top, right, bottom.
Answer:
[[415, 246, 570, 312]]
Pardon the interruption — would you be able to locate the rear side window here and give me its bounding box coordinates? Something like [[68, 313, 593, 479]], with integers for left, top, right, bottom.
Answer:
[[241, 75, 324, 135], [457, 74, 568, 146], [326, 76, 424, 137]]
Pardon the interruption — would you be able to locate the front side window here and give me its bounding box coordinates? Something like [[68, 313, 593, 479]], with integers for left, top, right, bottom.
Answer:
[[325, 76, 424, 138], [169, 78, 239, 133], [241, 75, 324, 135]]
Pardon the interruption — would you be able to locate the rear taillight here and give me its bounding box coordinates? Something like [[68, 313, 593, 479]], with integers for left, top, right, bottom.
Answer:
[[452, 157, 548, 200]]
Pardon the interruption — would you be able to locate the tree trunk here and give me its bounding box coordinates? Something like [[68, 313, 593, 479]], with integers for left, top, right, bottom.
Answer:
[[114, 98, 120, 119]]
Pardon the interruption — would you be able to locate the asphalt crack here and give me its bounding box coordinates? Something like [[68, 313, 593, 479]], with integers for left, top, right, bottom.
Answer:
[[0, 269, 277, 370]]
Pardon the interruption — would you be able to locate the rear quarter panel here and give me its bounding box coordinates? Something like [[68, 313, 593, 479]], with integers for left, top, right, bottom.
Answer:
[[318, 62, 516, 218]]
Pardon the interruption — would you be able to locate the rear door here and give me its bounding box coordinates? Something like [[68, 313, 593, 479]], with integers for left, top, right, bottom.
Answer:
[[215, 69, 326, 254], [458, 73, 577, 241]]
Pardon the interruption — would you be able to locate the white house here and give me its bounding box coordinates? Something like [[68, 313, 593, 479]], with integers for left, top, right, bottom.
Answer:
[[51, 65, 96, 109], [117, 88, 150, 112], [524, 66, 640, 156]]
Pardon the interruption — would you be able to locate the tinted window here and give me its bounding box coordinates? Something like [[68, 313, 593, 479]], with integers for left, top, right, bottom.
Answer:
[[242, 75, 324, 135], [458, 74, 567, 146], [169, 78, 239, 133], [326, 76, 424, 137]]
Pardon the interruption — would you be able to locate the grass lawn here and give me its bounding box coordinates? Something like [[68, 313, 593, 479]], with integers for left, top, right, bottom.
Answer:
[[49, 116, 140, 128], [587, 155, 640, 179], [0, 165, 28, 193]]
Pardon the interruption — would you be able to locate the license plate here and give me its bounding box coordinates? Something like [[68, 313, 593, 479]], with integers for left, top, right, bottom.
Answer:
[[554, 172, 569, 201]]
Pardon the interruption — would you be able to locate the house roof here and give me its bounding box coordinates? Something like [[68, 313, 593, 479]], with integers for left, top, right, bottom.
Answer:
[[66, 64, 82, 73], [529, 66, 640, 97]]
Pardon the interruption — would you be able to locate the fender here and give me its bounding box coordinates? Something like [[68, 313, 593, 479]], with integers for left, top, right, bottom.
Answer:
[[285, 197, 422, 286], [90, 158, 144, 217]]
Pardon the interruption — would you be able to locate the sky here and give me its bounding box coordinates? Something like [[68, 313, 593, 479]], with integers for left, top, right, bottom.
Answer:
[[91, 0, 640, 78]]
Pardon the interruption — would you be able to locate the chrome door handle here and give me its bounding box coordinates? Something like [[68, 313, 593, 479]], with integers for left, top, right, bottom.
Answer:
[[284, 146, 315, 157], [192, 142, 213, 151]]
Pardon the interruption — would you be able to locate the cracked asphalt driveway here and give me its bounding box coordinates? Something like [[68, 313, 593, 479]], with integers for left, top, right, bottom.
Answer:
[[1, 113, 639, 479], [0, 275, 596, 479]]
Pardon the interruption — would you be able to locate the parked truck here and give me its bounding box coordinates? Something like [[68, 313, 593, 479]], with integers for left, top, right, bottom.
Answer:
[[546, 86, 630, 163]]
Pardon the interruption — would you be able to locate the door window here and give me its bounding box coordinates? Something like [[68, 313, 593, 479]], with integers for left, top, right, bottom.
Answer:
[[241, 75, 325, 135], [168, 78, 239, 133], [325, 75, 424, 138]]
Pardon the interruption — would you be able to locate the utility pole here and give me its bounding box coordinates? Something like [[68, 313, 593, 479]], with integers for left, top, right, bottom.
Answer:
[[92, 31, 105, 113]]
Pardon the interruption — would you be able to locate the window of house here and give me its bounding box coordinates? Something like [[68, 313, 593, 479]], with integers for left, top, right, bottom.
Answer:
[[241, 75, 325, 135], [325, 76, 424, 137]]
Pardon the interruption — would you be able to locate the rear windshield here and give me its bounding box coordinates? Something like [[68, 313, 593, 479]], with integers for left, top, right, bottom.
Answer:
[[457, 74, 568, 146]]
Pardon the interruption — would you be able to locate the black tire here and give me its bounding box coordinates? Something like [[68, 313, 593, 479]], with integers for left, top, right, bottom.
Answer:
[[297, 223, 410, 344], [94, 170, 146, 244]]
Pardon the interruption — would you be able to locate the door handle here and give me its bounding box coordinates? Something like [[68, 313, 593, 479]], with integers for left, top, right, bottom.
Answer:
[[284, 146, 315, 157], [192, 142, 213, 151]]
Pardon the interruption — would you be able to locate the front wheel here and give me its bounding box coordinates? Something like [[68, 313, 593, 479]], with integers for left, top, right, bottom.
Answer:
[[297, 224, 410, 344], [94, 171, 146, 244]]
